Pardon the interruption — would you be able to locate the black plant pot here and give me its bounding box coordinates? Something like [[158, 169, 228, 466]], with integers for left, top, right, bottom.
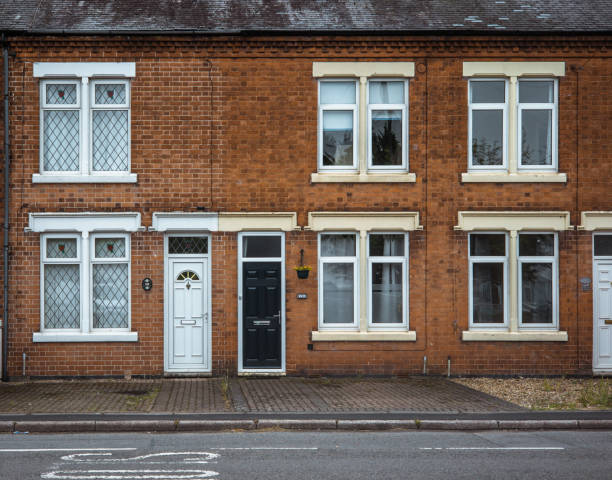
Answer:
[[296, 269, 310, 279]]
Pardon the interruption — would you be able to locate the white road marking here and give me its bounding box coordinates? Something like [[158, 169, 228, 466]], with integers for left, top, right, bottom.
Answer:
[[41, 470, 218, 479], [419, 447, 565, 451], [61, 451, 219, 463], [208, 447, 318, 450], [0, 448, 137, 453]]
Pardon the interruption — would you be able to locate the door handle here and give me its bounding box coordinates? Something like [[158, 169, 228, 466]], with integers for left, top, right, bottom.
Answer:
[[272, 310, 281, 319], [605, 319, 612, 325], [180, 320, 197, 325]]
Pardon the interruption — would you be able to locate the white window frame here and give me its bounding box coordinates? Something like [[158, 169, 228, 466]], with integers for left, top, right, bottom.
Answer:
[[468, 232, 509, 330], [517, 232, 559, 329], [318, 232, 360, 330], [41, 233, 82, 333], [90, 233, 131, 333], [468, 79, 508, 171], [40, 80, 82, 174], [517, 78, 558, 171], [367, 232, 409, 330], [366, 79, 409, 171], [317, 79, 359, 171], [89, 79, 131, 175]]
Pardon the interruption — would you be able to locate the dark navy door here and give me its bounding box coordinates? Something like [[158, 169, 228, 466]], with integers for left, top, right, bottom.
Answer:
[[243, 262, 282, 368]]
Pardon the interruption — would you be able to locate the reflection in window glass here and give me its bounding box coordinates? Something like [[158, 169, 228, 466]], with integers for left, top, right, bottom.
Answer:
[[371, 110, 402, 166], [323, 110, 354, 166], [521, 263, 553, 324], [320, 82, 356, 105], [472, 263, 505, 324], [242, 236, 281, 258], [521, 110, 552, 166], [370, 234, 404, 256], [472, 110, 503, 166]]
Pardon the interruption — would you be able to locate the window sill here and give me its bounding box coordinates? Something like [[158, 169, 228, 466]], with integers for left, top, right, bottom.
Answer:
[[311, 172, 416, 183], [461, 172, 567, 183], [462, 331, 567, 342], [32, 174, 138, 184], [33, 332, 138, 343], [311, 331, 416, 342]]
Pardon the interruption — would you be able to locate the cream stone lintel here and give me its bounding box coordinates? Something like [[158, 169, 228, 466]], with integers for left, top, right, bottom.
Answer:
[[462, 62, 565, 78], [462, 331, 568, 342], [454, 211, 573, 232], [218, 212, 299, 232], [311, 172, 417, 183], [307, 212, 422, 232], [311, 331, 417, 342], [461, 172, 567, 183], [313, 62, 415, 78], [578, 212, 612, 231]]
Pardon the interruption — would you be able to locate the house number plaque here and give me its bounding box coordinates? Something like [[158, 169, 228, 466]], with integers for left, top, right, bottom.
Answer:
[[142, 277, 153, 291], [297, 293, 307, 299], [580, 277, 591, 292]]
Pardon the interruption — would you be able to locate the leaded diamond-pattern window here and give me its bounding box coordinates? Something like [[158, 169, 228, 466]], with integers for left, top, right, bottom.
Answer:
[[44, 264, 80, 329], [41, 234, 131, 333], [43, 110, 80, 171], [95, 238, 126, 258], [40, 78, 130, 175], [93, 263, 129, 328], [169, 237, 208, 255], [95, 84, 126, 104]]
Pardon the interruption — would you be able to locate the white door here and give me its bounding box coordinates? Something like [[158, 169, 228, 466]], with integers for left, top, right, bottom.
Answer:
[[594, 262, 612, 371], [168, 259, 209, 371]]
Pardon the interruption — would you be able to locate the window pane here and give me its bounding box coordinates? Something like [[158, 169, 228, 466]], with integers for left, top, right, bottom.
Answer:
[[594, 236, 612, 257], [520, 81, 553, 103], [471, 81, 505, 103], [320, 81, 356, 104], [369, 81, 404, 104], [43, 110, 80, 171], [95, 83, 127, 104], [93, 263, 129, 328], [46, 238, 77, 259], [46, 83, 77, 105], [370, 234, 404, 256], [521, 110, 552, 166], [472, 263, 504, 324], [321, 234, 356, 257], [169, 237, 208, 255], [95, 238, 127, 258], [44, 264, 80, 329], [471, 110, 503, 166], [323, 111, 354, 166], [470, 234, 506, 257], [323, 263, 354, 324], [371, 110, 402, 166], [521, 263, 553, 324], [519, 234, 554, 257], [371, 263, 403, 324], [92, 110, 129, 171], [243, 235, 281, 258]]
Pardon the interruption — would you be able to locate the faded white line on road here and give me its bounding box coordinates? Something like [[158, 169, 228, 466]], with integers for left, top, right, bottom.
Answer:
[[41, 470, 218, 479], [0, 448, 137, 453], [419, 447, 565, 451], [61, 452, 219, 463], [208, 447, 318, 450]]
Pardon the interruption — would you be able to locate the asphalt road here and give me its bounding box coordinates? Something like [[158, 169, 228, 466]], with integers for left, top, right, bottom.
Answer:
[[0, 430, 610, 479]]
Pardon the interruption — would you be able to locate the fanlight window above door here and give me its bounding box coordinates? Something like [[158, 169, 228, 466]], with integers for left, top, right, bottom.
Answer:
[[177, 270, 200, 281]]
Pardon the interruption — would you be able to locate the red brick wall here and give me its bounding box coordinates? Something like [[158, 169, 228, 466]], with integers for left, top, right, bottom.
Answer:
[[3, 34, 612, 377]]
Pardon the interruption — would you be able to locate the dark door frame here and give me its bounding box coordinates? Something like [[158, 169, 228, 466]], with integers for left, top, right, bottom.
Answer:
[[237, 232, 285, 373]]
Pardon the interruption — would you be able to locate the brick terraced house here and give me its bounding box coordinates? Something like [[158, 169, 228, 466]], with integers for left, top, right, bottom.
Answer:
[[0, 0, 611, 379]]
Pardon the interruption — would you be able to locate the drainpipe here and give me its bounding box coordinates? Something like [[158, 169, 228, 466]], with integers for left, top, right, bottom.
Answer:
[[2, 34, 10, 382]]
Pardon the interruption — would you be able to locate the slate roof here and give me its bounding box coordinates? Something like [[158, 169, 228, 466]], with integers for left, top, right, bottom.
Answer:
[[1, 0, 611, 34]]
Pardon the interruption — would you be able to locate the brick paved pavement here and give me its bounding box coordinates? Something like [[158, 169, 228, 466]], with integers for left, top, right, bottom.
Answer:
[[0, 377, 522, 414]]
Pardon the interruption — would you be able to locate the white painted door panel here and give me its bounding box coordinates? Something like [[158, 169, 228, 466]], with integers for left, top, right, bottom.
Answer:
[[595, 263, 612, 369], [168, 259, 208, 370]]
